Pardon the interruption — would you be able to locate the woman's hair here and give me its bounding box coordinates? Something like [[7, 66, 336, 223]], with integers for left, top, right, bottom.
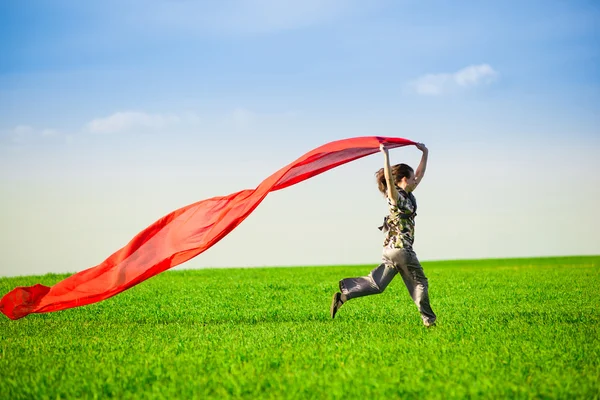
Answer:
[[375, 164, 414, 196]]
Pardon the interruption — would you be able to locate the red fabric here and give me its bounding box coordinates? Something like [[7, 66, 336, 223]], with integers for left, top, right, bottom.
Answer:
[[0, 136, 415, 320]]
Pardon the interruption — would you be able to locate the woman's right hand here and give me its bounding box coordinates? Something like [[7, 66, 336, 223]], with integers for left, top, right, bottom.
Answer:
[[379, 143, 388, 153]]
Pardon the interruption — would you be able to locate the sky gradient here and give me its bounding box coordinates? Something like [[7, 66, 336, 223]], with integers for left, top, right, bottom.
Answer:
[[1, 0, 599, 277]]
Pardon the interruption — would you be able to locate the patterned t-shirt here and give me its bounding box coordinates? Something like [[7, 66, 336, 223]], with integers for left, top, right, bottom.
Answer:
[[381, 187, 417, 249]]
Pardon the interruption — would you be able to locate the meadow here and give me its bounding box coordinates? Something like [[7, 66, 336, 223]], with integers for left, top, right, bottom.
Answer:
[[1, 256, 598, 399]]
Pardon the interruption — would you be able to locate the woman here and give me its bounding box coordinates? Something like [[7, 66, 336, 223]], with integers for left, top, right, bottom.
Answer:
[[330, 142, 436, 327]]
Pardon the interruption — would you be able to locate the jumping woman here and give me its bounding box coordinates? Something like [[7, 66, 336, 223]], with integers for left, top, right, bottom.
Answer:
[[330, 142, 436, 327]]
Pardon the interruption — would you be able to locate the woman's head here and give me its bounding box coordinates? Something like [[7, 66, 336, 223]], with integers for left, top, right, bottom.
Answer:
[[376, 164, 415, 195]]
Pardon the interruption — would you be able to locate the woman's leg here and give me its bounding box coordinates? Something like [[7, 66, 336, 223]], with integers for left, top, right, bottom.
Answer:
[[331, 256, 398, 318], [339, 258, 398, 300], [386, 248, 437, 326]]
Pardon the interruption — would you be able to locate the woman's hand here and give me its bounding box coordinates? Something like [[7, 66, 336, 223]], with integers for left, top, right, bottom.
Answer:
[[415, 142, 428, 153], [379, 143, 389, 153], [413, 142, 429, 189]]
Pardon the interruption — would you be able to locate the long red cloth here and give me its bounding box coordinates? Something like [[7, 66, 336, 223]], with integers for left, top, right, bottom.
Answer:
[[0, 136, 415, 320]]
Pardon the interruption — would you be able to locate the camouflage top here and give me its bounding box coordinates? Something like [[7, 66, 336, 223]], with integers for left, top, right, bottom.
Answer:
[[380, 187, 417, 250]]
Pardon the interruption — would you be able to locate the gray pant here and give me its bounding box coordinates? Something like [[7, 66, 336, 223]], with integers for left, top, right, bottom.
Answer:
[[339, 247, 436, 325]]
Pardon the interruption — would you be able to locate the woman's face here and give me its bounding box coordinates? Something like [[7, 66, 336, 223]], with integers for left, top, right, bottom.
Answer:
[[404, 172, 418, 192]]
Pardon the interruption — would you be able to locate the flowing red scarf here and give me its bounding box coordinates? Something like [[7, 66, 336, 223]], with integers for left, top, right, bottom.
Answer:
[[0, 136, 415, 319]]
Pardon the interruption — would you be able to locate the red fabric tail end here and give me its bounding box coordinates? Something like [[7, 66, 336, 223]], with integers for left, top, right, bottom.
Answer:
[[0, 284, 51, 320]]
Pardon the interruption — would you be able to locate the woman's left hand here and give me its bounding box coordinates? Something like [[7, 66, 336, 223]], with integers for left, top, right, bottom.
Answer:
[[415, 142, 428, 152]]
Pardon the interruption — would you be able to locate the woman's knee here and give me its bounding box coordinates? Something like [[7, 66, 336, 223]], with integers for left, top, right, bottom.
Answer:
[[370, 282, 385, 294], [408, 268, 427, 284]]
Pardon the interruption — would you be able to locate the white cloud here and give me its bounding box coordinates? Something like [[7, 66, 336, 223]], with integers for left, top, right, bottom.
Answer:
[[13, 125, 34, 135], [41, 129, 59, 137], [410, 75, 448, 96], [2, 108, 298, 148], [10, 125, 35, 144], [454, 64, 498, 86], [86, 111, 199, 134], [0, 125, 62, 147], [410, 64, 498, 96]]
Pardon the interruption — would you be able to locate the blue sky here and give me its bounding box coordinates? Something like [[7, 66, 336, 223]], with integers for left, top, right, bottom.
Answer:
[[1, 0, 599, 276]]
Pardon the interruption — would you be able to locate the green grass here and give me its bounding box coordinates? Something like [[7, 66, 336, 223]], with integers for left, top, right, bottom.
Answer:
[[1, 256, 599, 399]]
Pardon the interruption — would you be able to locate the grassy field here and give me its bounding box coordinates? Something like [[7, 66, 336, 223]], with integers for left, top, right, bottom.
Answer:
[[1, 256, 599, 399]]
